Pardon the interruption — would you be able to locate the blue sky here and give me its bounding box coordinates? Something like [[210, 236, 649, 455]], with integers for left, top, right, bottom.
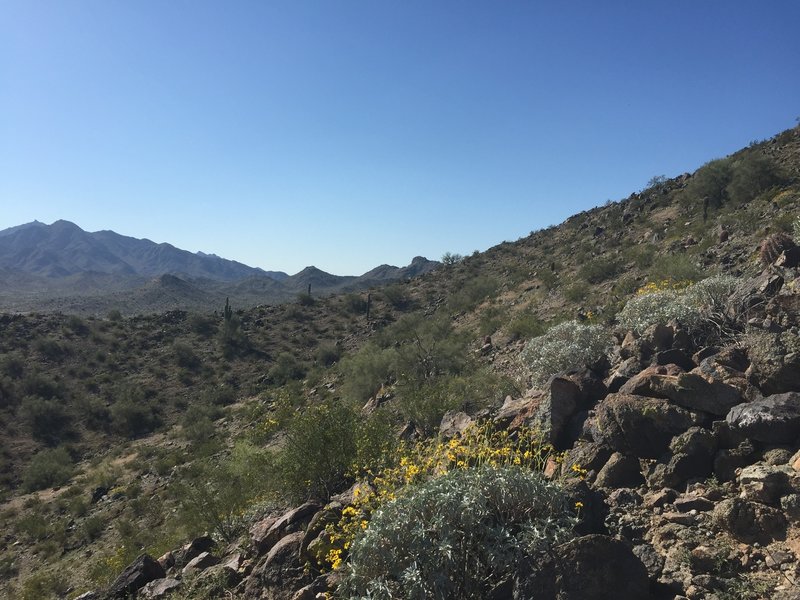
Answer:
[[1, 1, 798, 275]]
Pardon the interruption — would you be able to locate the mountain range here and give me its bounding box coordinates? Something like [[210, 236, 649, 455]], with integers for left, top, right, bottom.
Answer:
[[0, 220, 439, 314]]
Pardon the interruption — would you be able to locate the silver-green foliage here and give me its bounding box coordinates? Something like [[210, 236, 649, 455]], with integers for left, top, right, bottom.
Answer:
[[338, 466, 576, 600], [521, 321, 611, 388], [617, 275, 738, 335], [793, 216, 800, 244]]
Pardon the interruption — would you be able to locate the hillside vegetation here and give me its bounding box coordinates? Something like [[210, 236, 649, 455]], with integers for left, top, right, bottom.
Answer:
[[1, 126, 800, 599]]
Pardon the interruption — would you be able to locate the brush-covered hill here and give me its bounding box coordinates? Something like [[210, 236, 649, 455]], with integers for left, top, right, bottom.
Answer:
[[0, 221, 440, 315], [1, 126, 800, 599]]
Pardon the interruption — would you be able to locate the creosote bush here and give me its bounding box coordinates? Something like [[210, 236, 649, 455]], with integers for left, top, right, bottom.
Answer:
[[337, 465, 576, 600], [521, 321, 611, 387]]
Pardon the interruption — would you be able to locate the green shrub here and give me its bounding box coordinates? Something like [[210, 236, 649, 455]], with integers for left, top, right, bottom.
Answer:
[[340, 344, 396, 402], [174, 342, 201, 370], [175, 441, 273, 541], [268, 352, 306, 385], [315, 342, 342, 367], [343, 293, 368, 314], [397, 370, 515, 434], [22, 447, 75, 492], [19, 571, 70, 600], [19, 395, 74, 444], [338, 465, 576, 600], [618, 275, 737, 335], [506, 311, 546, 341], [110, 387, 160, 438], [521, 321, 611, 387], [382, 284, 411, 309], [648, 254, 705, 283], [276, 399, 395, 502], [577, 256, 623, 284], [726, 154, 784, 205], [684, 157, 732, 209], [448, 276, 498, 312]]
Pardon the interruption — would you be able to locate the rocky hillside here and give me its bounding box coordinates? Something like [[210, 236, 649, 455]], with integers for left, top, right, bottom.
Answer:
[[2, 126, 800, 600]]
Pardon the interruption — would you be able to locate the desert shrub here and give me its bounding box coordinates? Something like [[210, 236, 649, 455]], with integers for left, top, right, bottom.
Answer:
[[275, 399, 396, 502], [296, 292, 315, 306], [648, 253, 705, 283], [268, 352, 306, 385], [107, 309, 123, 321], [0, 352, 25, 379], [382, 284, 411, 309], [397, 370, 515, 434], [340, 344, 396, 402], [82, 515, 106, 542], [506, 311, 546, 341], [33, 337, 69, 361], [188, 313, 217, 338], [20, 372, 66, 400], [618, 275, 737, 335], [343, 293, 368, 314], [175, 441, 273, 541], [315, 342, 342, 367], [794, 216, 800, 243], [448, 275, 498, 312], [521, 321, 611, 387], [577, 256, 623, 284], [19, 395, 73, 444], [563, 281, 590, 302], [110, 386, 160, 437], [441, 252, 463, 265], [22, 447, 75, 492], [683, 157, 732, 209], [391, 315, 467, 382], [173, 342, 201, 370], [181, 402, 223, 453], [726, 154, 784, 205], [759, 231, 796, 265], [18, 571, 70, 600], [65, 315, 90, 337], [337, 465, 576, 599]]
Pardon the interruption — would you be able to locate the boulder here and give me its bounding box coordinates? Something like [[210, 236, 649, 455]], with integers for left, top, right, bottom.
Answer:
[[726, 392, 800, 444], [553, 535, 650, 600], [591, 393, 698, 458], [252, 503, 321, 556], [244, 532, 310, 600], [105, 554, 166, 599], [140, 578, 181, 599], [438, 410, 472, 438], [711, 497, 787, 544], [648, 427, 716, 489], [501, 376, 585, 447], [737, 464, 793, 505], [618, 364, 684, 397], [173, 535, 215, 568], [594, 452, 644, 489], [182, 551, 220, 576]]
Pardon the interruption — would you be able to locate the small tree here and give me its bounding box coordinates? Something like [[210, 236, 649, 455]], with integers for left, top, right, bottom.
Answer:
[[441, 252, 463, 266]]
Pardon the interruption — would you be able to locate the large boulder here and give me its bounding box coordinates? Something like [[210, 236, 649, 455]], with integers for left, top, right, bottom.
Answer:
[[647, 427, 716, 489], [244, 532, 311, 600], [105, 554, 166, 599], [516, 535, 650, 600], [726, 392, 800, 444], [622, 367, 742, 416], [712, 497, 787, 544], [590, 393, 698, 458], [251, 503, 321, 556]]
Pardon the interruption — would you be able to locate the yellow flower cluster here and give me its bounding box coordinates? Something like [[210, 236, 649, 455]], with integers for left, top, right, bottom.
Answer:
[[320, 421, 568, 571], [636, 279, 694, 296]]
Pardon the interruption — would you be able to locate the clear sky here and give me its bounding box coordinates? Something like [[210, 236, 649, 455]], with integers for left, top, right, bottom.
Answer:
[[1, 1, 798, 275]]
